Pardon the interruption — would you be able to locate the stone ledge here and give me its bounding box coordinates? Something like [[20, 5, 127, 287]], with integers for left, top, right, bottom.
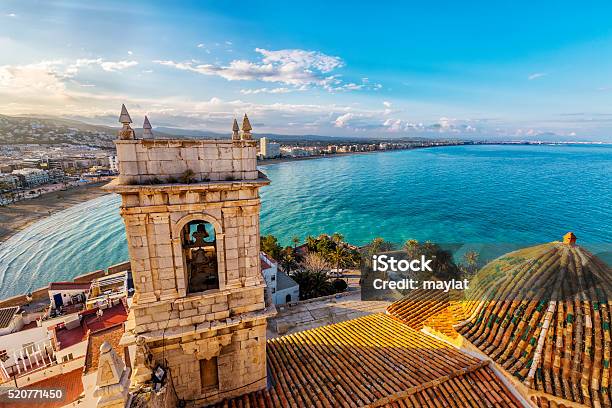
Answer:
[[123, 305, 276, 344], [102, 177, 270, 193]]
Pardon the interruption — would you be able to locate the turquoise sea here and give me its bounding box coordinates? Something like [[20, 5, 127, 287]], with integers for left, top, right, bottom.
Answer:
[[0, 144, 610, 298]]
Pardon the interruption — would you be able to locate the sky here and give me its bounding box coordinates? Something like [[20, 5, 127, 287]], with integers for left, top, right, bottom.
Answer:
[[1, 1, 612, 141]]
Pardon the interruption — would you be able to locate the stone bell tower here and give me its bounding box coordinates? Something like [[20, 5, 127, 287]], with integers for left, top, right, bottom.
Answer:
[[104, 106, 275, 405]]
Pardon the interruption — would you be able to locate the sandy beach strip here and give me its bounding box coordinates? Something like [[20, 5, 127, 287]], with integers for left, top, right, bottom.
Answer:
[[0, 181, 112, 243]]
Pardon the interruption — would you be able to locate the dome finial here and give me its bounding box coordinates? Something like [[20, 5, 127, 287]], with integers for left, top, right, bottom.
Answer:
[[563, 232, 577, 246]]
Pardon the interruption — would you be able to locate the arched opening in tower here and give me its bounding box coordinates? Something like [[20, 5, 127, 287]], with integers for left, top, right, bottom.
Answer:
[[181, 220, 219, 293]]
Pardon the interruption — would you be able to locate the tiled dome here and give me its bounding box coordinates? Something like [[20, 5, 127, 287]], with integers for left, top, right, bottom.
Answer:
[[386, 235, 612, 407], [456, 238, 612, 407]]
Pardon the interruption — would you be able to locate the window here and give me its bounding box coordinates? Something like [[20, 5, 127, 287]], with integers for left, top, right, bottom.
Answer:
[[285, 294, 292, 303], [181, 221, 218, 293], [0, 350, 8, 362], [200, 357, 218, 390]]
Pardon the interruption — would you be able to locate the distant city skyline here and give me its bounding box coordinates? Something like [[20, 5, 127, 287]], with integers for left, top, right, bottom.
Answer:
[[1, 1, 612, 141]]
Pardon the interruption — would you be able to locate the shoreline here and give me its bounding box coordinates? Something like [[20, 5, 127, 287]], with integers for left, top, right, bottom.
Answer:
[[1, 142, 607, 245], [0, 181, 111, 244]]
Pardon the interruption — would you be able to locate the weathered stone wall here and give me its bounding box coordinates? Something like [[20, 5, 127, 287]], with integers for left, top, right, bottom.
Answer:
[[147, 319, 267, 405], [132, 286, 265, 335], [119, 188, 263, 305], [115, 139, 258, 185]]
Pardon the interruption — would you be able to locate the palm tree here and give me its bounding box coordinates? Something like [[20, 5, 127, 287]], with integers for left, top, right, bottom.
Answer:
[[331, 232, 344, 245], [403, 239, 420, 259], [291, 236, 300, 249], [329, 245, 346, 274], [305, 235, 317, 252]]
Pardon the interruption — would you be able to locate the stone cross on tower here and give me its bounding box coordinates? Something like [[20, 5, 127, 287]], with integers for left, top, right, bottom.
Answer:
[[104, 107, 275, 406]]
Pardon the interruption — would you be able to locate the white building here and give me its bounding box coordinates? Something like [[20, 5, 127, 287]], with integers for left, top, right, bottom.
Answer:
[[259, 137, 281, 159], [11, 168, 49, 188], [48, 282, 90, 310], [260, 252, 299, 304], [108, 155, 119, 173], [0, 173, 19, 190]]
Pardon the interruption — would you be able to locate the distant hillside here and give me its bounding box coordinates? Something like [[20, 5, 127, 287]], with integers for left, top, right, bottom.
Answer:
[[0, 115, 171, 147], [0, 114, 442, 147]]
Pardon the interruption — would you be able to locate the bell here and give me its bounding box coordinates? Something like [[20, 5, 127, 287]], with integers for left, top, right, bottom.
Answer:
[[192, 223, 209, 247]]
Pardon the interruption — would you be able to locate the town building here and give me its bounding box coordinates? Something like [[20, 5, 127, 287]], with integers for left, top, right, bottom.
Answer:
[[0, 173, 19, 190], [11, 168, 49, 188], [259, 137, 280, 159], [108, 155, 119, 173], [260, 252, 299, 304]]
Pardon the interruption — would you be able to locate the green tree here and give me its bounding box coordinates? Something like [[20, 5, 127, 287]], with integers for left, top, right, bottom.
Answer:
[[260, 234, 283, 260], [403, 239, 420, 259], [305, 235, 318, 251], [291, 236, 300, 249], [290, 269, 334, 300]]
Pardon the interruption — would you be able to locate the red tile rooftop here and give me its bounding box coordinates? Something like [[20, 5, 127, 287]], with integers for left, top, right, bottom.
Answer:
[[84, 324, 125, 374], [0, 368, 83, 408], [52, 303, 128, 350]]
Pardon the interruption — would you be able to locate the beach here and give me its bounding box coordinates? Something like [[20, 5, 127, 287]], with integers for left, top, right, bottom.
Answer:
[[0, 180, 111, 243]]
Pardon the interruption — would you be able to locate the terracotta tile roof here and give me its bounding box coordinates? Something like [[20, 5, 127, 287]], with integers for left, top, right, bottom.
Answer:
[[0, 306, 18, 329], [0, 368, 83, 408], [210, 313, 522, 407], [386, 288, 461, 337], [84, 323, 125, 374]]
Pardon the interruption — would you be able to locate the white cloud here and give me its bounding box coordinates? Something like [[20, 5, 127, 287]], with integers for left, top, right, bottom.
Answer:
[[127, 50, 133, 55], [6, 13, 16, 17], [155, 48, 343, 88], [197, 43, 205, 48], [155, 48, 379, 93], [528, 72, 547, 80], [334, 113, 355, 128], [99, 60, 138, 72], [383, 101, 392, 108], [240, 87, 298, 95]]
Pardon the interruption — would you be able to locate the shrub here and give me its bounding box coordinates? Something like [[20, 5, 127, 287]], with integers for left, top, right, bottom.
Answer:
[[332, 278, 348, 293]]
